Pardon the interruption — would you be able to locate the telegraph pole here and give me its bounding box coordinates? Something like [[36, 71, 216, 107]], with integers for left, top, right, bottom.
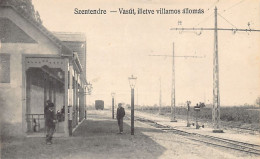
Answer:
[[170, 6, 260, 133], [137, 87, 138, 107], [111, 92, 115, 119], [171, 43, 177, 122], [149, 43, 204, 122], [213, 7, 221, 132]]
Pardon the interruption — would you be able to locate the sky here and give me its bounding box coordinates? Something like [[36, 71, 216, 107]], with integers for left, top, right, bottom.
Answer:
[[32, 0, 260, 107]]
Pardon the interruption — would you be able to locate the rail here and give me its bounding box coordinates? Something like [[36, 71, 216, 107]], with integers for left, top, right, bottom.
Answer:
[[129, 115, 260, 156]]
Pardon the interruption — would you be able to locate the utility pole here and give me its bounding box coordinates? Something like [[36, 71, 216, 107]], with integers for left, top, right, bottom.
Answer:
[[171, 43, 177, 122], [170, 7, 260, 133], [186, 101, 191, 127], [111, 92, 115, 119], [149, 43, 204, 122], [213, 7, 221, 132], [137, 87, 138, 107]]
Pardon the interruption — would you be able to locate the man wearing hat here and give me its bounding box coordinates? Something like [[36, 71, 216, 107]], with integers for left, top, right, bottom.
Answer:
[[45, 101, 56, 144], [116, 103, 125, 134]]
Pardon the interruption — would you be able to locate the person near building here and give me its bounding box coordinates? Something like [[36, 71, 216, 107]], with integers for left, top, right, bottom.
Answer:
[[44, 100, 51, 117], [45, 102, 56, 144], [116, 103, 125, 134]]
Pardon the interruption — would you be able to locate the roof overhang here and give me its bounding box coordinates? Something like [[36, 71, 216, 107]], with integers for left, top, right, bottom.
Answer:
[[0, 5, 84, 75]]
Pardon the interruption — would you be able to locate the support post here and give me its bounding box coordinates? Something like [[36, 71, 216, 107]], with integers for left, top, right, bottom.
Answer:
[[187, 109, 190, 127], [131, 88, 134, 135], [112, 97, 114, 119], [68, 64, 73, 136], [85, 86, 87, 119], [196, 111, 199, 129], [213, 7, 223, 133], [171, 42, 177, 122], [75, 73, 78, 125], [186, 101, 191, 127], [64, 59, 69, 136], [68, 106, 73, 136]]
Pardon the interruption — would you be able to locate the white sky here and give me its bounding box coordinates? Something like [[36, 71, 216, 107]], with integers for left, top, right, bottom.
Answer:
[[32, 0, 260, 107]]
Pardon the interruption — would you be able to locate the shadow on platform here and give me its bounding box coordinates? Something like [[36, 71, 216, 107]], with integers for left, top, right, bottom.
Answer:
[[71, 111, 166, 159], [2, 111, 166, 159]]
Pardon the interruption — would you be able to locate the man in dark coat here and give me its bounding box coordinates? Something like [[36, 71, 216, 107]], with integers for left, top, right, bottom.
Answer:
[[44, 100, 51, 117], [116, 103, 125, 134], [45, 102, 56, 144]]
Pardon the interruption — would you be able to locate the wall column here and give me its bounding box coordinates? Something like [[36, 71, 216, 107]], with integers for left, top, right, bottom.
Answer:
[[75, 72, 79, 125], [68, 63, 74, 136], [64, 59, 69, 137], [25, 70, 31, 132]]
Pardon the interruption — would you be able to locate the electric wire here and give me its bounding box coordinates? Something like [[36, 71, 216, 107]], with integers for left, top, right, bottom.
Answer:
[[191, 0, 220, 29], [220, 0, 246, 14], [218, 13, 238, 29], [178, 0, 219, 34], [193, 13, 214, 28], [206, 0, 220, 13]]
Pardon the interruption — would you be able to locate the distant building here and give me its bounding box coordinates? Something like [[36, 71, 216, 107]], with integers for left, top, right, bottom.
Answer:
[[0, 5, 88, 137]]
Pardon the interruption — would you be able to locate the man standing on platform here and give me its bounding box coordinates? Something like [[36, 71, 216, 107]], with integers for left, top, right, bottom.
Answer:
[[44, 100, 51, 117], [116, 103, 125, 134], [45, 102, 56, 144]]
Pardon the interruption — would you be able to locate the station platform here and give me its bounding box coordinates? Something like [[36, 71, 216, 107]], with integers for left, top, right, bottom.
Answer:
[[2, 109, 258, 159], [131, 110, 260, 146]]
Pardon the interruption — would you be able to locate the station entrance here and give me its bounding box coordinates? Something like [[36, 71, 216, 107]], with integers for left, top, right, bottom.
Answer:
[[25, 57, 66, 135]]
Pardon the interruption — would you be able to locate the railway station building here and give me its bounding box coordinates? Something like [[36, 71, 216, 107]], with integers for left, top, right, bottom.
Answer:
[[0, 5, 88, 137]]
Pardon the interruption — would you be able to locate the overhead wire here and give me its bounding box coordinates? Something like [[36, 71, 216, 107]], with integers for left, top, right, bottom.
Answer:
[[191, 0, 220, 29], [218, 13, 238, 29], [193, 0, 248, 31], [193, 0, 247, 29], [205, 0, 220, 13], [193, 13, 214, 28], [220, 0, 246, 14], [175, 0, 220, 35]]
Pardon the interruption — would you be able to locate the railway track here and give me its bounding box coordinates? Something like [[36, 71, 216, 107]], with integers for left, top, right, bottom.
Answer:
[[130, 115, 260, 156], [225, 126, 260, 134], [137, 110, 260, 133]]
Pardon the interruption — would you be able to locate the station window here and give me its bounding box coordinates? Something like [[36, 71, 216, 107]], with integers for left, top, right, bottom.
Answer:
[[0, 54, 10, 83]]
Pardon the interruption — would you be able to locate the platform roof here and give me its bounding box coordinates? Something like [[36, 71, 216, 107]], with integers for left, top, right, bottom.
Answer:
[[53, 32, 86, 42]]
